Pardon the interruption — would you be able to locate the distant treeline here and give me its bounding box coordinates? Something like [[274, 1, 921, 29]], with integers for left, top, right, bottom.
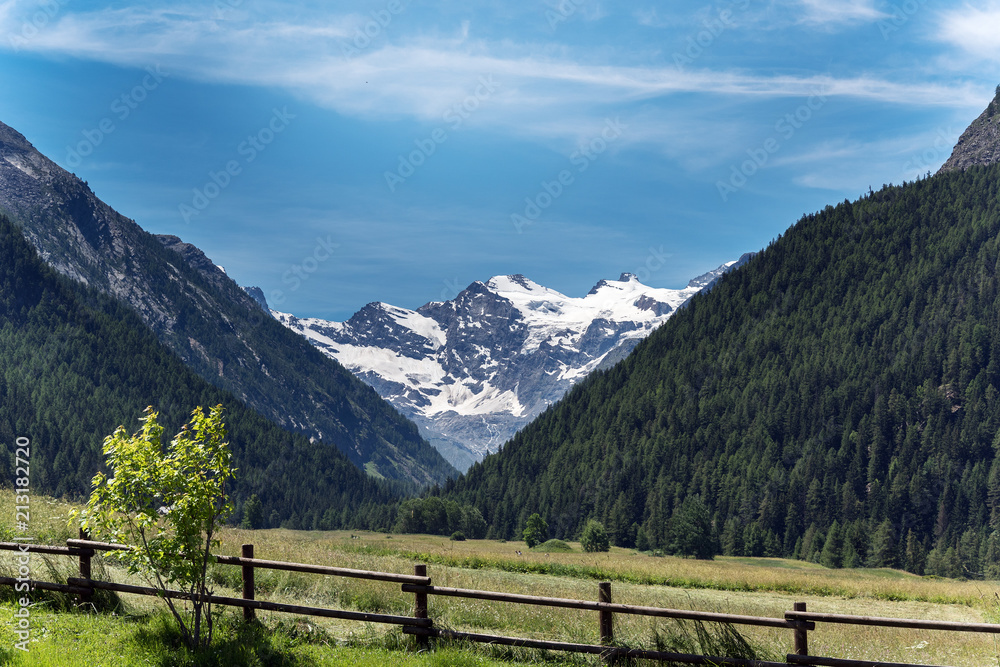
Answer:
[[395, 497, 487, 538]]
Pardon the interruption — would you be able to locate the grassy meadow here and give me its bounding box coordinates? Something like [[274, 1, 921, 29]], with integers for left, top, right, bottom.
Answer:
[[3, 489, 1000, 665]]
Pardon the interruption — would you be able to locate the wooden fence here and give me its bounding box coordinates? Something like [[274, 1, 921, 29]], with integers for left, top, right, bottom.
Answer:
[[2, 535, 998, 667]]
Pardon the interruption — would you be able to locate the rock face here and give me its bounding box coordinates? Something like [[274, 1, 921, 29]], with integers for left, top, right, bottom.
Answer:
[[241, 285, 273, 314], [939, 86, 1000, 173], [0, 119, 456, 486], [274, 256, 753, 471], [155, 234, 234, 293]]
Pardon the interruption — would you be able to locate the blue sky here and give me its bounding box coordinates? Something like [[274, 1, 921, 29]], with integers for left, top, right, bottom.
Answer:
[[0, 0, 997, 320]]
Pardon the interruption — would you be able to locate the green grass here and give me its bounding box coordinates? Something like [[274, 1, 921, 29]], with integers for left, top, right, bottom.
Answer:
[[724, 558, 828, 570], [0, 602, 540, 666], [363, 463, 385, 481], [3, 489, 1000, 665], [530, 540, 573, 553], [327, 537, 985, 605]]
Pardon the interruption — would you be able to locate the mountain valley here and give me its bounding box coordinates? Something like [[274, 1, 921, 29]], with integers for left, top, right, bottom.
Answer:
[[270, 258, 751, 470]]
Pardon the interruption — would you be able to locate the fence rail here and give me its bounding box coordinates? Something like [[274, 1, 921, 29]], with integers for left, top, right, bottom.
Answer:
[[63, 576, 432, 627], [784, 610, 1000, 634], [1, 536, 995, 666], [399, 583, 804, 629], [402, 625, 791, 667], [212, 554, 431, 585]]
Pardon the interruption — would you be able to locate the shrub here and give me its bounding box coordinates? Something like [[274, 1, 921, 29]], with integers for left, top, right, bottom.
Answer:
[[75, 405, 233, 650], [450, 531, 466, 541], [533, 539, 573, 552], [580, 520, 610, 553], [522, 513, 548, 549]]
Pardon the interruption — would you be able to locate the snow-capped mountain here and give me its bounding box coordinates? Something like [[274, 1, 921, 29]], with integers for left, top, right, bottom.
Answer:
[[272, 257, 751, 470]]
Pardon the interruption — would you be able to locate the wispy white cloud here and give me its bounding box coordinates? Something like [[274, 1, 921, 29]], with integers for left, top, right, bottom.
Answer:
[[634, 8, 667, 28], [0, 1, 984, 147], [793, 0, 888, 26], [938, 1, 1000, 63], [778, 125, 965, 191], [542, 0, 607, 23]]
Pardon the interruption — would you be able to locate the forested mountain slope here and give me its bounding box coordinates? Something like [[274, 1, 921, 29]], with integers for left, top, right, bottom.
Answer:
[[445, 163, 1000, 576], [0, 213, 397, 529], [0, 120, 455, 486]]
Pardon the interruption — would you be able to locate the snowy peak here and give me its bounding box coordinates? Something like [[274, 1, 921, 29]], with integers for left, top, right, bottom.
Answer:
[[686, 252, 756, 289], [487, 272, 686, 336], [271, 259, 748, 471], [588, 272, 639, 294], [486, 274, 567, 310], [489, 273, 539, 292]]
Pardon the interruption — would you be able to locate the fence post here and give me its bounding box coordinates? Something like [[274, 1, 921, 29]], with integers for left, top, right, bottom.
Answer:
[[242, 544, 255, 622], [599, 581, 615, 663], [414, 564, 429, 648], [77, 527, 93, 606], [793, 601, 808, 656]]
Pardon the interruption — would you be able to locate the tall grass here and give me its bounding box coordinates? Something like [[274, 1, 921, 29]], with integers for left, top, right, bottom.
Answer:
[[2, 490, 1000, 665], [0, 602, 541, 666], [202, 529, 998, 666]]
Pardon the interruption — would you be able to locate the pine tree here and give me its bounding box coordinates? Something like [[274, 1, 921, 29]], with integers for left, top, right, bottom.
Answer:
[[636, 525, 650, 552], [820, 521, 843, 569], [904, 530, 926, 575], [983, 531, 1000, 579], [241, 494, 264, 529], [668, 496, 716, 559], [867, 519, 897, 568]]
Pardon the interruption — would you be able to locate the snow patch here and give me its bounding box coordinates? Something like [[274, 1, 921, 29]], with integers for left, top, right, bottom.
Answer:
[[270, 259, 743, 462]]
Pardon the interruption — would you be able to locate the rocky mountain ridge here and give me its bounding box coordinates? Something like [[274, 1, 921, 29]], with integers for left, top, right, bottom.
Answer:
[[0, 119, 455, 486], [939, 85, 1000, 173], [273, 257, 751, 470]]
